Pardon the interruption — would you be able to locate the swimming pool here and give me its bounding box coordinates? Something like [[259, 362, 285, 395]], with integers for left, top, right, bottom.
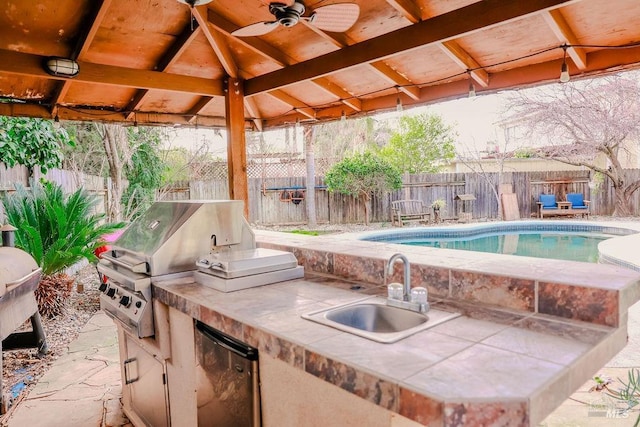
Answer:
[[359, 221, 638, 264]]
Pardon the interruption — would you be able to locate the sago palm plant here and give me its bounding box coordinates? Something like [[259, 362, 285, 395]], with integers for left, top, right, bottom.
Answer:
[[2, 181, 125, 317]]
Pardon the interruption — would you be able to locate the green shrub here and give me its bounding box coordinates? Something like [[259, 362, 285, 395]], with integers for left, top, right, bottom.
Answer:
[[2, 181, 125, 317]]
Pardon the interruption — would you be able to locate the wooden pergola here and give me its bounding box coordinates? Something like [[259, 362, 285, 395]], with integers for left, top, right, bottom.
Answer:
[[1, 0, 640, 211]]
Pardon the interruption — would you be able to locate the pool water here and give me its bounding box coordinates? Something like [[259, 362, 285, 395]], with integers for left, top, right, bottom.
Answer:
[[359, 221, 639, 264], [402, 232, 610, 263]]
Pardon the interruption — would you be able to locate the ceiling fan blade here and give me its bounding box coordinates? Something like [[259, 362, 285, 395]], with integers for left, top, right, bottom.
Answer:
[[309, 3, 359, 33], [232, 21, 279, 37]]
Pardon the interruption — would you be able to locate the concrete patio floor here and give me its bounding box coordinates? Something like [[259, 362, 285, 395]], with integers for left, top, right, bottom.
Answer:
[[3, 302, 639, 427]]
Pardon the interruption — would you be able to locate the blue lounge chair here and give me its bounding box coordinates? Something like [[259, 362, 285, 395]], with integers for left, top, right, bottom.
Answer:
[[566, 193, 590, 217]]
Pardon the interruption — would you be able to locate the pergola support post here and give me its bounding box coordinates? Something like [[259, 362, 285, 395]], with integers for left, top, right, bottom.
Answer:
[[225, 77, 249, 218]]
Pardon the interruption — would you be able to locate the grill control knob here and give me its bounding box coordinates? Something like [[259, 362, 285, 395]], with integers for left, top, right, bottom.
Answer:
[[119, 295, 131, 307], [106, 288, 116, 298], [135, 301, 142, 308], [99, 283, 108, 292]]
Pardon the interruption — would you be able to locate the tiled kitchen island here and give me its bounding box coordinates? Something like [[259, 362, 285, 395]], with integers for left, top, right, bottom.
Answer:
[[149, 229, 640, 427]]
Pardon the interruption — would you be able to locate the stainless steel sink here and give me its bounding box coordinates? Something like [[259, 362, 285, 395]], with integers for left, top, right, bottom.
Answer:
[[302, 297, 460, 343]]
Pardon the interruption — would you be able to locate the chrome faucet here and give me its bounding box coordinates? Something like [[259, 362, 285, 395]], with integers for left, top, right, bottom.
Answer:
[[385, 253, 429, 313], [387, 253, 411, 301]]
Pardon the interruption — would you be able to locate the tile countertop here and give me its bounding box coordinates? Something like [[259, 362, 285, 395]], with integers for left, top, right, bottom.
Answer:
[[153, 273, 629, 427]]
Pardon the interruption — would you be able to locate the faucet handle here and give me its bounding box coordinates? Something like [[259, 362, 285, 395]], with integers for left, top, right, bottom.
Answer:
[[410, 287, 428, 304], [387, 283, 403, 300]]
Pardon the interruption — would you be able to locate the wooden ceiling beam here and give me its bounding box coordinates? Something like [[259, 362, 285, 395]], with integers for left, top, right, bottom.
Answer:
[[0, 49, 225, 96], [262, 44, 640, 127], [370, 61, 421, 100], [385, 0, 422, 23], [207, 7, 359, 115], [439, 41, 490, 87], [51, 0, 113, 117], [245, 0, 577, 96], [0, 102, 236, 128], [542, 9, 587, 69], [312, 77, 361, 111], [244, 97, 264, 131], [300, 21, 351, 49], [186, 96, 214, 123], [126, 24, 203, 120], [193, 5, 238, 78], [391, 0, 489, 88], [206, 9, 291, 67], [268, 90, 316, 119]]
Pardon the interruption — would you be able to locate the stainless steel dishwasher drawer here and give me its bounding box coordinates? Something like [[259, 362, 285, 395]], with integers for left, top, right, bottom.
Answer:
[[195, 321, 261, 427]]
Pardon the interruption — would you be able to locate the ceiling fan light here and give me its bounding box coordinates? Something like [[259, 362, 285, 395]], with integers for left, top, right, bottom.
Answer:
[[43, 57, 79, 78]]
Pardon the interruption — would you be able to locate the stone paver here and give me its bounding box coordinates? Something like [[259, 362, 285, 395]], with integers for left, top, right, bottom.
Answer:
[[5, 312, 130, 427]]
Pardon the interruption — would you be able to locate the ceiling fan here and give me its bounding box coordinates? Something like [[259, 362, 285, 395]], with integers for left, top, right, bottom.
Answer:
[[232, 1, 360, 37]]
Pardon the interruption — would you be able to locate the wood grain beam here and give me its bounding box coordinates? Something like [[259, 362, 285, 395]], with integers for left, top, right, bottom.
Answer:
[[300, 21, 351, 49], [193, 5, 238, 78], [126, 24, 203, 120], [542, 9, 587, 69], [393, 1, 489, 88], [370, 61, 421, 100], [267, 90, 316, 119], [243, 97, 263, 131], [312, 77, 362, 111], [0, 103, 233, 128], [262, 44, 640, 128], [52, 0, 113, 117], [225, 77, 249, 214], [385, 0, 421, 23], [245, 0, 577, 95], [0, 49, 225, 96], [186, 96, 214, 123], [206, 9, 291, 67], [440, 41, 490, 87]]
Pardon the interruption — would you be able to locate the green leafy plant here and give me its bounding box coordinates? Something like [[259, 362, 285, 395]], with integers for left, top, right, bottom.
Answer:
[[325, 151, 402, 224], [377, 113, 456, 174], [0, 116, 74, 175], [2, 181, 125, 317]]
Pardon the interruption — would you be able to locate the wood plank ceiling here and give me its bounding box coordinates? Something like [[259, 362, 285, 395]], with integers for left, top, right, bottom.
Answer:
[[0, 0, 639, 131]]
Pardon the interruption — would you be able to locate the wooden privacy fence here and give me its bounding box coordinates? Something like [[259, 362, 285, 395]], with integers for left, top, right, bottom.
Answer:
[[3, 162, 639, 226], [179, 169, 640, 225], [0, 164, 111, 218]]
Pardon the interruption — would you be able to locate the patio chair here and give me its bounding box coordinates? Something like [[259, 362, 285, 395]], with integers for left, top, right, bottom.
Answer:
[[537, 194, 558, 218], [566, 193, 590, 217]]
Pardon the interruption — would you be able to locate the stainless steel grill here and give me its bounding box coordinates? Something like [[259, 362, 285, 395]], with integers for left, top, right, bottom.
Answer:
[[97, 200, 303, 338]]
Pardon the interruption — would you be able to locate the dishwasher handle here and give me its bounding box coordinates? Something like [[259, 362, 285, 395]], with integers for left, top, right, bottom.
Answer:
[[196, 321, 258, 361]]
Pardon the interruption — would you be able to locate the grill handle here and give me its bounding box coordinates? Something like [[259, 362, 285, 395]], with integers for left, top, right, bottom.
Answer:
[[97, 261, 150, 289], [101, 252, 148, 274], [195, 258, 225, 271], [5, 268, 42, 288]]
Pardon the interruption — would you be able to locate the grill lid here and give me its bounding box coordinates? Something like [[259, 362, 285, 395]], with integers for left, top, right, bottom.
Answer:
[[0, 247, 40, 295], [105, 200, 255, 277]]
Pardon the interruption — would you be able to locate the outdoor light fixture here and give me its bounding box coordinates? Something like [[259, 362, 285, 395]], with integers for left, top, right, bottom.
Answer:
[[341, 110, 346, 122], [43, 57, 79, 78], [468, 71, 476, 98], [560, 45, 570, 83], [396, 87, 403, 113]]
